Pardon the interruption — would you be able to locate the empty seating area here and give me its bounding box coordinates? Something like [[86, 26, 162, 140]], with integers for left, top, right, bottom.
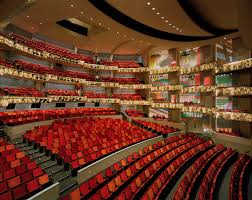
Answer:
[[133, 119, 180, 135], [112, 94, 144, 100], [102, 77, 142, 84], [61, 134, 210, 199], [0, 138, 50, 200], [125, 109, 145, 117], [23, 118, 156, 175], [14, 60, 95, 81], [0, 86, 44, 97], [8, 33, 94, 63], [216, 128, 241, 137], [0, 108, 117, 126], [83, 92, 108, 98], [229, 155, 252, 200], [45, 89, 78, 96], [197, 148, 236, 200], [100, 60, 141, 68], [173, 144, 226, 200]]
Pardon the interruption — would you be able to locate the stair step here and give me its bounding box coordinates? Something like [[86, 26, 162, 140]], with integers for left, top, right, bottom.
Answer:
[[51, 170, 71, 182], [44, 165, 64, 176], [15, 143, 27, 148], [59, 177, 78, 196], [22, 146, 34, 152], [26, 149, 39, 155], [35, 156, 51, 165], [40, 160, 57, 170], [11, 137, 23, 145], [31, 152, 45, 159]]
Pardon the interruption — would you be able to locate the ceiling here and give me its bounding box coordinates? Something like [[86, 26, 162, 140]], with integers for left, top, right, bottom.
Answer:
[[0, 0, 242, 55]]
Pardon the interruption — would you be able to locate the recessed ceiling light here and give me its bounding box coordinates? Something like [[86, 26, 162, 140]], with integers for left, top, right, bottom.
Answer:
[[70, 4, 74, 7], [107, 27, 111, 30], [116, 31, 119, 34], [147, 2, 151, 5], [98, 22, 102, 26], [180, 30, 182, 32], [161, 17, 164, 19], [224, 37, 226, 40], [152, 7, 155, 10], [157, 12, 160, 15], [26, 15, 30, 18], [173, 26, 176, 28], [39, 22, 43, 25], [80, 11, 84, 14], [165, 20, 168, 23], [176, 28, 179, 30], [131, 38, 135, 40], [90, 17, 93, 20]]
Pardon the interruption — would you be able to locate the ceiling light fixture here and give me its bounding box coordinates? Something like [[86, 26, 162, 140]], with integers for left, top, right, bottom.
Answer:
[[169, 23, 172, 26], [98, 22, 102, 26], [26, 15, 30, 18], [157, 12, 160, 15], [90, 17, 93, 21], [70, 4, 74, 7], [147, 2, 151, 5], [165, 20, 168, 23], [224, 37, 227, 40], [39, 22, 43, 25], [107, 27, 111, 30], [173, 26, 176, 28], [80, 11, 84, 14], [116, 31, 119, 34], [180, 30, 182, 32], [152, 7, 155, 10], [176, 28, 179, 30], [161, 17, 164, 19]]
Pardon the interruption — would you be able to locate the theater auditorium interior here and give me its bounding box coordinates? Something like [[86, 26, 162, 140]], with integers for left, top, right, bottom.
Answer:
[[0, 0, 252, 200]]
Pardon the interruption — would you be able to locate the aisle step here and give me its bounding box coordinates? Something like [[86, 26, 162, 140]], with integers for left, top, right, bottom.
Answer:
[[51, 170, 71, 182], [59, 176, 78, 197], [44, 165, 64, 176], [40, 160, 58, 170]]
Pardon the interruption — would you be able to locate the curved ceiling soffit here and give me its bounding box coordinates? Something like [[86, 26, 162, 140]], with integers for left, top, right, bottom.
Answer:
[[177, 0, 238, 36], [88, 0, 222, 42], [110, 40, 132, 54]]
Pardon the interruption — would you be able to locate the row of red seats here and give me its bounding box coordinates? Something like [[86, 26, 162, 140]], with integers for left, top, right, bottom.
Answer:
[[152, 115, 166, 120], [229, 155, 251, 200], [63, 134, 209, 199], [197, 148, 236, 200], [8, 33, 94, 63], [15, 60, 95, 81], [0, 108, 117, 126], [102, 77, 141, 84], [45, 89, 78, 96], [133, 119, 180, 135], [3, 59, 144, 84], [141, 140, 212, 200], [173, 144, 226, 200], [125, 109, 145, 117], [23, 118, 155, 175], [0, 86, 44, 97], [0, 139, 50, 200], [112, 94, 143, 100], [61, 134, 191, 200], [217, 128, 241, 137], [83, 92, 108, 98], [100, 60, 141, 68]]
